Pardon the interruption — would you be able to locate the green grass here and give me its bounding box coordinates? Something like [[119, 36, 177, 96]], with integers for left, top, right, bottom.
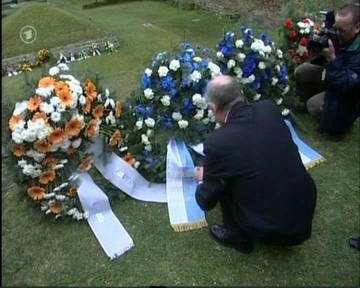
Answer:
[[2, 2, 104, 58], [2, 1, 360, 286]]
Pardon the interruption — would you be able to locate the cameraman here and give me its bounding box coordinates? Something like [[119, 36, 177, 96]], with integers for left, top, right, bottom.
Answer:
[[295, 2, 360, 136]]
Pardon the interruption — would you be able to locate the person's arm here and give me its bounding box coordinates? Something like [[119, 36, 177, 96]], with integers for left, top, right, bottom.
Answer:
[[195, 141, 226, 211], [325, 40, 360, 95]]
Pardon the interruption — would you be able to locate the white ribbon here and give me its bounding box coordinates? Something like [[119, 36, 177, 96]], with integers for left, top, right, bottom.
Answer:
[[74, 172, 134, 260]]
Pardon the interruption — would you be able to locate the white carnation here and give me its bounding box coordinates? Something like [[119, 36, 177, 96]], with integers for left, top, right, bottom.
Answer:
[[271, 77, 279, 86], [227, 59, 236, 69], [172, 112, 182, 121], [216, 51, 224, 59], [190, 70, 202, 83], [51, 112, 61, 122], [235, 39, 244, 48], [178, 120, 189, 129], [194, 109, 204, 120], [40, 102, 54, 114], [72, 138, 82, 148], [258, 62, 266, 70], [145, 68, 152, 77], [49, 66, 60, 76], [208, 62, 221, 78], [144, 88, 154, 100], [50, 97, 60, 107], [237, 53, 246, 62], [160, 95, 171, 106], [158, 66, 169, 77], [12, 131, 24, 144], [136, 119, 143, 130], [169, 60, 181, 71], [145, 117, 155, 128]]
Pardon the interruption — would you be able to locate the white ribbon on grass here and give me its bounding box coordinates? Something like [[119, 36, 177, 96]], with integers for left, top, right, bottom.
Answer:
[[73, 172, 134, 260]]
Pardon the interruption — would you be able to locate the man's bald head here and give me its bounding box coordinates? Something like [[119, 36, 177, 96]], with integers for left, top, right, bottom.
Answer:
[[205, 75, 244, 112]]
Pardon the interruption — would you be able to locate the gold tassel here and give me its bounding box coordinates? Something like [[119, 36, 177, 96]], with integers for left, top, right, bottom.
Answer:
[[171, 220, 208, 232], [305, 157, 326, 170]]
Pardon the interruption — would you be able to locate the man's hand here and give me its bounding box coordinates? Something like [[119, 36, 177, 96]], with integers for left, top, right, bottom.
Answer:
[[194, 166, 204, 182], [322, 39, 336, 63]]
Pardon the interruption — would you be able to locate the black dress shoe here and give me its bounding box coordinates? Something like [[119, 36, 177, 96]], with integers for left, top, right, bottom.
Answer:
[[210, 224, 254, 254]]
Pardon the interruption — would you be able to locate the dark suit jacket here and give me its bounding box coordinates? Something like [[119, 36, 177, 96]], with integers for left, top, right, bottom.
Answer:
[[195, 100, 317, 245]]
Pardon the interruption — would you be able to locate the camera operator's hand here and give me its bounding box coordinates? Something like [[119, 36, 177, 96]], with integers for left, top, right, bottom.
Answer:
[[322, 39, 336, 63]]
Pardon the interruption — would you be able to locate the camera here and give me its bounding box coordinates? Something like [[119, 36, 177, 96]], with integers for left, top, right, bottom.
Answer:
[[308, 10, 339, 53]]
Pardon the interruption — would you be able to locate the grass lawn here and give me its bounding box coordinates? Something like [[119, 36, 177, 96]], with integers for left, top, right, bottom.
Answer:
[[2, 1, 359, 286]]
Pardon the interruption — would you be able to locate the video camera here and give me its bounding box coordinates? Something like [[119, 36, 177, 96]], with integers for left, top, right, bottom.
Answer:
[[308, 10, 339, 53]]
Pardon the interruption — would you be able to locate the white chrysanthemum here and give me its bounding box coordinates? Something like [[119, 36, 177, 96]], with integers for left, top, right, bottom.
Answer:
[[40, 102, 54, 114], [79, 95, 86, 106], [258, 62, 266, 70], [237, 53, 246, 62], [190, 70, 202, 83], [282, 85, 290, 95], [50, 97, 60, 107], [271, 77, 279, 86], [13, 101, 28, 116], [253, 94, 262, 101], [192, 93, 202, 104], [144, 88, 154, 100], [57, 104, 66, 113], [235, 39, 244, 48], [282, 108, 290, 116], [160, 95, 171, 106], [141, 134, 150, 145], [178, 120, 189, 129], [72, 138, 82, 148], [49, 66, 60, 76], [136, 119, 143, 130], [144, 144, 152, 152], [276, 98, 283, 106], [208, 62, 221, 78], [194, 109, 204, 120], [227, 59, 236, 69], [169, 60, 181, 71], [158, 66, 169, 77], [216, 51, 224, 59], [145, 68, 152, 77], [145, 117, 155, 128], [172, 112, 182, 121], [263, 45, 272, 53], [51, 112, 61, 122], [57, 63, 70, 71], [35, 87, 53, 98], [23, 128, 37, 142]]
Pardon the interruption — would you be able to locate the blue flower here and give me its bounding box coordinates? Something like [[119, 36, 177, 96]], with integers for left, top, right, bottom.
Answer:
[[182, 98, 195, 115], [218, 40, 234, 58], [225, 32, 235, 42], [160, 75, 175, 92], [260, 33, 272, 46], [240, 26, 253, 43], [135, 105, 155, 118], [242, 52, 258, 77], [200, 59, 209, 69], [162, 116, 173, 129], [142, 74, 151, 89], [278, 64, 288, 83], [143, 151, 156, 167]]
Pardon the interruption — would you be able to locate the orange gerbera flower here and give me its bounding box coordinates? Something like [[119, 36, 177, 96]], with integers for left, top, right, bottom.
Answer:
[[42, 157, 59, 168], [86, 119, 99, 138], [48, 128, 66, 145], [78, 155, 93, 172], [27, 96, 42, 112], [115, 101, 123, 118], [34, 140, 51, 154], [67, 186, 78, 198], [8, 115, 23, 131], [123, 152, 136, 166], [55, 82, 73, 107], [65, 118, 83, 138], [92, 105, 104, 119], [109, 129, 121, 147], [13, 144, 26, 157], [38, 77, 56, 88], [83, 98, 92, 114], [32, 112, 48, 123], [85, 80, 97, 102], [50, 201, 63, 214], [39, 170, 56, 185], [27, 186, 46, 201]]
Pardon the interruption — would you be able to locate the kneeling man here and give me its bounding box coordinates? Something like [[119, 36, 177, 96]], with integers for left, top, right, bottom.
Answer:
[[195, 76, 317, 253]]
